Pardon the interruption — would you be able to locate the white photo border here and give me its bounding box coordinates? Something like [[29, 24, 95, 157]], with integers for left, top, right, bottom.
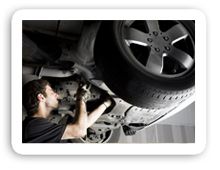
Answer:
[[11, 9, 206, 155]]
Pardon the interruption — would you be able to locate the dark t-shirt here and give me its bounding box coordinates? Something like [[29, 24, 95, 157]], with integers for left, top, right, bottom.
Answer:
[[22, 116, 66, 143]]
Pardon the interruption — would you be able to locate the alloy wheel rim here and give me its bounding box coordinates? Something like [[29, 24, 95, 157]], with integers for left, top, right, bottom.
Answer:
[[123, 20, 195, 78]]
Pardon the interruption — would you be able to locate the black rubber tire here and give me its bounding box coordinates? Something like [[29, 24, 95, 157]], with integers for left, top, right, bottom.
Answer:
[[94, 20, 195, 108]]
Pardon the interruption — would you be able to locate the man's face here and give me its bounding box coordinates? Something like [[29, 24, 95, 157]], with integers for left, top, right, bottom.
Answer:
[[44, 85, 59, 109]]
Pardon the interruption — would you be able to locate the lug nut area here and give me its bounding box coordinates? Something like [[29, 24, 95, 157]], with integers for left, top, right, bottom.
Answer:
[[163, 36, 169, 41], [164, 46, 171, 51], [155, 48, 160, 52], [146, 32, 172, 54], [147, 38, 153, 42], [153, 31, 158, 36]]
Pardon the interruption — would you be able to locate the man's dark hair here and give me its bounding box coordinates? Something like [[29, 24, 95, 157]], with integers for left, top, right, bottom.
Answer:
[[22, 79, 49, 116]]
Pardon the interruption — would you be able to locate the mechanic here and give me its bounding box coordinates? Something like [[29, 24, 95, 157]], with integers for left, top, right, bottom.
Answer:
[[22, 79, 112, 143]]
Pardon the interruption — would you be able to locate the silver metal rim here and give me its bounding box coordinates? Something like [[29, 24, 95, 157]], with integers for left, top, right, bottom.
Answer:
[[123, 20, 194, 78], [80, 129, 113, 143]]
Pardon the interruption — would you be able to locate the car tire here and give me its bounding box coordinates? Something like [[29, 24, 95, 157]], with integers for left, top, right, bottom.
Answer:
[[94, 20, 195, 108]]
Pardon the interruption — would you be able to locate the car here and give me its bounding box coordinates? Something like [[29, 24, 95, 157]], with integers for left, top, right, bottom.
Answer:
[[22, 20, 195, 143]]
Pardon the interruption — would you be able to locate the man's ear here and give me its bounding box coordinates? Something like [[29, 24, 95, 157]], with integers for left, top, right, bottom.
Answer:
[[37, 93, 46, 102]]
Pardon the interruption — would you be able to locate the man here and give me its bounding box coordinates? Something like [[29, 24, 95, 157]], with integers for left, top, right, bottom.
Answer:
[[22, 79, 112, 143]]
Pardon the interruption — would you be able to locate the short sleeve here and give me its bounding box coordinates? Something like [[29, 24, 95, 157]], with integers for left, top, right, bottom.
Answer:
[[23, 117, 67, 143]]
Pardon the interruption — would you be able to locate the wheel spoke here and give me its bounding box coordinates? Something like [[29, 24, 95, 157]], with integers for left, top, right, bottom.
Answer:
[[124, 27, 149, 46], [146, 51, 163, 74], [145, 20, 160, 32], [123, 20, 135, 27], [169, 47, 194, 69], [165, 24, 188, 44]]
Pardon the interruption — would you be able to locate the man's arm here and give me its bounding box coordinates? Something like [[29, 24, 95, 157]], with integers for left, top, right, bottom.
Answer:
[[87, 100, 111, 128], [61, 84, 112, 140], [61, 99, 88, 139], [61, 99, 111, 139], [61, 84, 90, 140]]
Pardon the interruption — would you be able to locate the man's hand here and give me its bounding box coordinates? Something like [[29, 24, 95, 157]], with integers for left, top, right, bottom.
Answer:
[[76, 84, 91, 103]]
